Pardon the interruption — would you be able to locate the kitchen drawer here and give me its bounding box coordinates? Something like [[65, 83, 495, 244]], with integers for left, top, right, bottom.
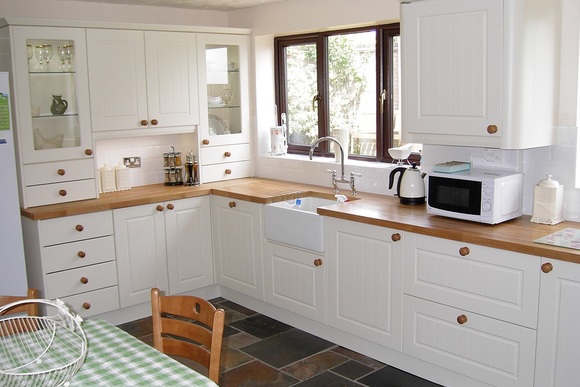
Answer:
[[44, 261, 118, 299], [201, 143, 250, 165], [201, 160, 251, 183], [42, 235, 116, 274], [23, 158, 95, 186], [39, 210, 113, 246], [403, 295, 536, 387], [403, 233, 540, 328], [25, 179, 97, 208], [61, 286, 120, 318]]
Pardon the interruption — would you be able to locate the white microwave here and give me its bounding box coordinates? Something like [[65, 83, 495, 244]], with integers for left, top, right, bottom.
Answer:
[[427, 169, 524, 225]]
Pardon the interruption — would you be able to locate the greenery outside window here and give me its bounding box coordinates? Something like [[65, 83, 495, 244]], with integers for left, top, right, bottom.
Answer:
[[274, 24, 404, 162]]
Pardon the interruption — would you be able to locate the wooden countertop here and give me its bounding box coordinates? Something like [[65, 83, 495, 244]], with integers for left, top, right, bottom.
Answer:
[[21, 177, 580, 264]]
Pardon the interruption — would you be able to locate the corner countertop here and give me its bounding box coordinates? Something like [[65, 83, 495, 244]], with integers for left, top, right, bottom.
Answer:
[[21, 177, 580, 264]]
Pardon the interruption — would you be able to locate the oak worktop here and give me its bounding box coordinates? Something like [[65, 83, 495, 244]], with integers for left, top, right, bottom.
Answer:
[[21, 177, 580, 264]]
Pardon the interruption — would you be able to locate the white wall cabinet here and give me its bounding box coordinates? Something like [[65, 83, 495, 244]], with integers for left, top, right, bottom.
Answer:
[[325, 218, 404, 351], [535, 258, 580, 387], [401, 0, 559, 149], [114, 196, 213, 307], [87, 29, 199, 137], [403, 233, 540, 387], [263, 241, 325, 322], [211, 195, 264, 300]]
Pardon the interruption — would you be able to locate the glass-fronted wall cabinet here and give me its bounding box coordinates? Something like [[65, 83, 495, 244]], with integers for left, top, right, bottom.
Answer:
[[197, 33, 251, 183], [7, 25, 96, 208]]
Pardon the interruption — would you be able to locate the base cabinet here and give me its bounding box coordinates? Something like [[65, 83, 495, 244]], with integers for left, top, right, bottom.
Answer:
[[325, 218, 403, 350], [535, 258, 580, 387], [211, 195, 264, 300]]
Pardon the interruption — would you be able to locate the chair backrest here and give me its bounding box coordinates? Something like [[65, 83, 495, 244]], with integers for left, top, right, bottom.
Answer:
[[151, 288, 225, 384], [0, 288, 39, 317]]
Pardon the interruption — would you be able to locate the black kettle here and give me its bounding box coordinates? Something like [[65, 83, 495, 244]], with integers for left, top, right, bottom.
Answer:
[[388, 163, 426, 204]]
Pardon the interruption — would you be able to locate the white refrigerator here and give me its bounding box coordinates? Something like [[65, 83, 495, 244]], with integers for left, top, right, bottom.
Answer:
[[0, 72, 28, 295]]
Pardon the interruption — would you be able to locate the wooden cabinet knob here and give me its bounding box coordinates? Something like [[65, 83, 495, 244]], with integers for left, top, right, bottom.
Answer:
[[82, 302, 91, 310], [487, 124, 498, 134], [150, 119, 159, 126], [57, 168, 65, 176], [224, 151, 232, 157], [85, 149, 93, 156], [314, 258, 323, 267], [80, 276, 89, 284], [228, 201, 236, 208], [541, 262, 553, 273], [202, 139, 210, 145], [59, 189, 67, 197], [459, 246, 470, 256], [140, 119, 148, 126], [156, 205, 164, 212], [75, 224, 84, 232], [225, 169, 232, 175], [166, 203, 174, 210], [391, 233, 401, 242], [77, 251, 86, 258], [457, 314, 468, 324]]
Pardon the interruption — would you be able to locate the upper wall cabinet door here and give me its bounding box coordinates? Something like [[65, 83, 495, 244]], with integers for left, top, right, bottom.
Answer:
[[86, 29, 199, 136], [401, 0, 558, 149]]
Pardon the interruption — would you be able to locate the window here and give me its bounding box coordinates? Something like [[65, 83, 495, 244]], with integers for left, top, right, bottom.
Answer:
[[274, 24, 402, 162]]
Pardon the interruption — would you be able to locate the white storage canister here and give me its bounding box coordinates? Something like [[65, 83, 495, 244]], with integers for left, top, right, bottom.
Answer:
[[115, 164, 131, 191], [530, 175, 563, 225], [99, 164, 116, 193]]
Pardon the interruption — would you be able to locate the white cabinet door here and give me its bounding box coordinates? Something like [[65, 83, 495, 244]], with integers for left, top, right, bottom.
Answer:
[[325, 218, 403, 350], [164, 196, 213, 295], [211, 195, 264, 300], [263, 241, 325, 322], [535, 259, 580, 387], [114, 203, 169, 307]]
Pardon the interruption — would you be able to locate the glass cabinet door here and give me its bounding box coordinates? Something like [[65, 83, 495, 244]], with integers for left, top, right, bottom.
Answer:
[[13, 27, 93, 164]]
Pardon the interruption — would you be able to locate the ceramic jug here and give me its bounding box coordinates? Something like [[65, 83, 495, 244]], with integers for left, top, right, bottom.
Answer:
[[50, 95, 68, 115]]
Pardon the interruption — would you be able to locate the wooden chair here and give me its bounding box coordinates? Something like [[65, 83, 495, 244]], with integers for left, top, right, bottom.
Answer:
[[151, 288, 225, 384], [0, 288, 39, 317]]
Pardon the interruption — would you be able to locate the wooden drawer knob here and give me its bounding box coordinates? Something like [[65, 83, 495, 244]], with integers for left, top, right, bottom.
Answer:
[[224, 151, 232, 157], [77, 251, 86, 258], [150, 119, 158, 126], [541, 262, 553, 273], [82, 302, 91, 310], [140, 119, 148, 126], [80, 276, 89, 284], [314, 258, 323, 267], [487, 124, 498, 134], [228, 201, 236, 208], [391, 233, 401, 242], [59, 189, 67, 197], [202, 139, 210, 145], [459, 246, 470, 256], [85, 149, 93, 156], [75, 224, 84, 232], [166, 203, 175, 210], [156, 205, 164, 212], [225, 169, 232, 175], [457, 314, 468, 324], [57, 168, 65, 176]]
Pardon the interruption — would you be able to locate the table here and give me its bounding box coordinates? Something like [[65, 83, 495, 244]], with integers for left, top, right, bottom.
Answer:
[[70, 319, 217, 386]]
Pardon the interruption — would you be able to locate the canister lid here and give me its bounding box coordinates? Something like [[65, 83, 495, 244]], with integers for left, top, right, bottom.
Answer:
[[538, 175, 560, 188]]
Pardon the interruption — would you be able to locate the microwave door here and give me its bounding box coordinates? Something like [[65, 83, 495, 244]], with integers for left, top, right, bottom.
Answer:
[[428, 177, 482, 215]]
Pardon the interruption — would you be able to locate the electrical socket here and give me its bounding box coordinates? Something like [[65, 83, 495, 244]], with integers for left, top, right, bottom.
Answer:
[[484, 148, 501, 163], [123, 157, 141, 168]]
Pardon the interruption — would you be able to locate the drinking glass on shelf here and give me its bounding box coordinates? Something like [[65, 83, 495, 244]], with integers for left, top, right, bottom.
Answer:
[[58, 45, 67, 71], [64, 45, 74, 71], [34, 45, 45, 71], [27, 45, 33, 64], [43, 45, 53, 70]]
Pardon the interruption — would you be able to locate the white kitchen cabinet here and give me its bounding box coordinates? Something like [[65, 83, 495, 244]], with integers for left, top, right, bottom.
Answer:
[[197, 33, 251, 183], [535, 258, 580, 387], [87, 29, 199, 137], [403, 233, 540, 387], [263, 241, 325, 322], [325, 218, 403, 351], [0, 24, 96, 208], [114, 196, 213, 307], [401, 0, 558, 149], [211, 195, 264, 300], [20, 211, 119, 318]]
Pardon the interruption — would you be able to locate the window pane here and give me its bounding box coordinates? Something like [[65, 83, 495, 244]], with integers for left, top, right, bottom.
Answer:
[[285, 44, 318, 146], [328, 31, 376, 157], [392, 35, 402, 148]]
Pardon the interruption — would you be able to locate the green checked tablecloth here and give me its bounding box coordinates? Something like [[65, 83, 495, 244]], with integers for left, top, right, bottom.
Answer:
[[70, 319, 217, 386]]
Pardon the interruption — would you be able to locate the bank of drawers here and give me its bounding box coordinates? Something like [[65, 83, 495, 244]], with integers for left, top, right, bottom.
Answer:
[[37, 211, 119, 317], [200, 143, 251, 183]]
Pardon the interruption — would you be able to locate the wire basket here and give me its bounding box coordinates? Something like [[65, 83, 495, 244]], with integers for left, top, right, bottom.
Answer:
[[0, 299, 87, 387]]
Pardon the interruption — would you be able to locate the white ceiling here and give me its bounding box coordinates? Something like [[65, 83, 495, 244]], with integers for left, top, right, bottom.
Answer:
[[58, 0, 288, 11]]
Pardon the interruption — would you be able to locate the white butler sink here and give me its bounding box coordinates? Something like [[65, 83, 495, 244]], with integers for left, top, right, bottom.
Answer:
[[264, 196, 339, 252]]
